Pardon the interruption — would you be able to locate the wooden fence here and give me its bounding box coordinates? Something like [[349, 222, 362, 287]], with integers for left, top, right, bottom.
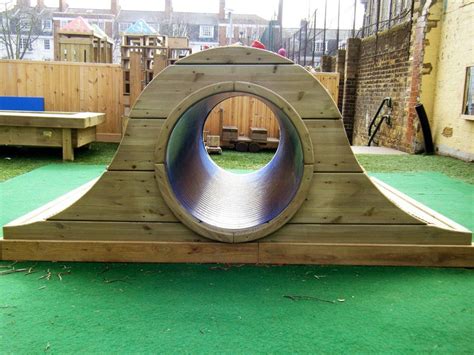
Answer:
[[204, 72, 340, 139], [0, 60, 124, 142]]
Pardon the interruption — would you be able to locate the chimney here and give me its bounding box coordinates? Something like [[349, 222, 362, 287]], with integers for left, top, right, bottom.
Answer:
[[165, 0, 173, 16], [111, 0, 120, 16], [219, 0, 225, 20], [59, 0, 69, 12], [37, 0, 45, 8]]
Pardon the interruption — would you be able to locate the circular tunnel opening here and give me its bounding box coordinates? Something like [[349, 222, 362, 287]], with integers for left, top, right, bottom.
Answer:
[[203, 95, 279, 173], [165, 91, 305, 231]]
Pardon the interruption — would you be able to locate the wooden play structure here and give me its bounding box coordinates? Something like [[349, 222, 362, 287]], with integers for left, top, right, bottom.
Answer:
[[0, 111, 105, 161], [56, 17, 113, 63], [1, 47, 472, 266], [121, 20, 192, 99]]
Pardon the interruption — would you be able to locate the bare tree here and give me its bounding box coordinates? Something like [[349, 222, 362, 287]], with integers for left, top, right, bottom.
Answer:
[[0, 1, 44, 59]]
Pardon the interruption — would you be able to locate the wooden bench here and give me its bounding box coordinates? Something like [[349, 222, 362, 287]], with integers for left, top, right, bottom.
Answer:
[[0, 111, 105, 161]]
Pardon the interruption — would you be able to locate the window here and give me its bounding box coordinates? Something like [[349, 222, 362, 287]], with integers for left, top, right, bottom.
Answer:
[[44, 39, 50, 50], [463, 66, 474, 116], [199, 25, 214, 38], [96, 20, 105, 30], [42, 19, 52, 31], [60, 20, 68, 28], [19, 38, 32, 51], [314, 41, 328, 52], [20, 19, 31, 31], [119, 22, 131, 32]]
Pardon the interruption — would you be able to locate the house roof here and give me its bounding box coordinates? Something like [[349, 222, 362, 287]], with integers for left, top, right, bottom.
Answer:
[[60, 16, 94, 34], [124, 19, 157, 34]]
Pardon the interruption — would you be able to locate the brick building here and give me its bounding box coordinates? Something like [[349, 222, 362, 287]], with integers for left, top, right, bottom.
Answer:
[[327, 0, 472, 160]]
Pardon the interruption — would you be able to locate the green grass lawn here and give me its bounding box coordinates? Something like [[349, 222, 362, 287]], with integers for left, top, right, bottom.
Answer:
[[1, 143, 473, 183]]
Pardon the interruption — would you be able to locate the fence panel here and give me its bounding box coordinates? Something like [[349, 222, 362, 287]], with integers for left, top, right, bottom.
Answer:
[[204, 72, 340, 139], [0, 60, 124, 142]]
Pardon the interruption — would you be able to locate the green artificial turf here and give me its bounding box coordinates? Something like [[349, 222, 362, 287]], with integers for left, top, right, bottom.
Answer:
[[1, 146, 473, 353], [0, 164, 106, 237], [1, 262, 473, 353], [357, 154, 474, 184], [370, 172, 474, 232], [0, 144, 117, 182]]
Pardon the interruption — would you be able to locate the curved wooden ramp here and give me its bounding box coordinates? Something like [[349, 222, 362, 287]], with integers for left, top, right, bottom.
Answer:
[[1, 47, 473, 266]]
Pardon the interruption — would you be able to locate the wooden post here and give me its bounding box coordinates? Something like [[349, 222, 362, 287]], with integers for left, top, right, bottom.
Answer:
[[129, 52, 142, 108], [153, 53, 168, 77], [62, 128, 74, 161]]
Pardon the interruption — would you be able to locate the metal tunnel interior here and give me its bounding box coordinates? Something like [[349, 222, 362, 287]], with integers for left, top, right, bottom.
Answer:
[[166, 92, 305, 230]]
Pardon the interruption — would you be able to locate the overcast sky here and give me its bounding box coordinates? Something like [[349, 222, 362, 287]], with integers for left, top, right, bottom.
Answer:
[[20, 0, 363, 30]]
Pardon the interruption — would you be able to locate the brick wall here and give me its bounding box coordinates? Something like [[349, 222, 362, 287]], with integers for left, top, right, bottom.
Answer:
[[352, 21, 413, 150]]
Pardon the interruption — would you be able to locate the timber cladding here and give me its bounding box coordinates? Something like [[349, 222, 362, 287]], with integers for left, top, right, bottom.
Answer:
[[1, 47, 472, 266], [0, 60, 124, 142], [202, 72, 340, 140]]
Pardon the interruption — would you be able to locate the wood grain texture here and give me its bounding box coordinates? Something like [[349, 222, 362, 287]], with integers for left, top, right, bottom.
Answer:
[[5, 221, 470, 245], [0, 60, 123, 141], [263, 224, 472, 245], [176, 46, 293, 65], [108, 119, 362, 173], [50, 171, 178, 222], [49, 171, 420, 225], [258, 242, 474, 267], [4, 221, 206, 242], [61, 128, 74, 161], [130, 64, 341, 119], [304, 119, 362, 172], [291, 173, 421, 224], [0, 240, 259, 263], [152, 81, 314, 166], [0, 111, 105, 129], [1, 239, 472, 267], [108, 119, 164, 171]]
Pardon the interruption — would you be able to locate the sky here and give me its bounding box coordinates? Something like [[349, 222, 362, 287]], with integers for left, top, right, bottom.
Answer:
[[23, 0, 364, 30]]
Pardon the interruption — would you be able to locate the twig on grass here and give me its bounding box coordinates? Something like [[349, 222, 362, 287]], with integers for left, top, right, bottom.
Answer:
[[283, 295, 336, 304], [0, 261, 18, 269], [0, 268, 28, 276], [103, 276, 130, 284], [38, 269, 52, 280]]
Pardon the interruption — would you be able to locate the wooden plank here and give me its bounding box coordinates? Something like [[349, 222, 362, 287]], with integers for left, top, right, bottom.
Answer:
[[109, 119, 362, 173], [258, 242, 474, 267], [153, 54, 168, 77], [5, 220, 470, 246], [62, 128, 74, 161], [4, 221, 206, 242], [0, 126, 63, 147], [1, 239, 472, 267], [263, 224, 471, 245], [108, 119, 164, 170], [50, 171, 419, 225], [176, 46, 293, 65], [291, 173, 421, 224], [0, 60, 124, 139], [313, 72, 339, 103], [129, 52, 142, 108], [130, 65, 341, 119], [304, 119, 362, 172], [50, 171, 178, 222], [0, 240, 259, 263], [0, 111, 105, 129]]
